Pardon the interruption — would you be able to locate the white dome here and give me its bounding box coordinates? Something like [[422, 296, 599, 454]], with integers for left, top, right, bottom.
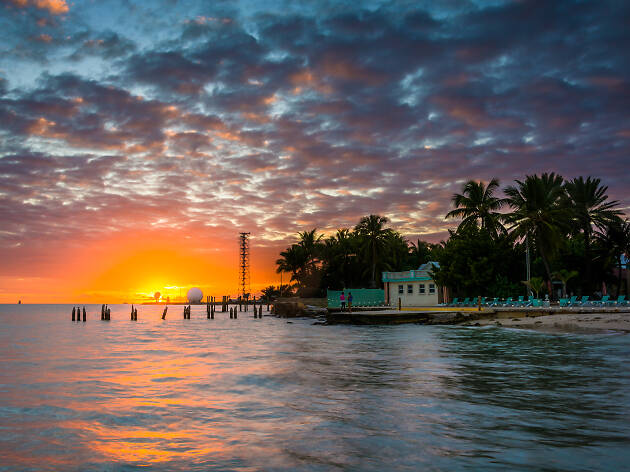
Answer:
[[187, 287, 203, 303]]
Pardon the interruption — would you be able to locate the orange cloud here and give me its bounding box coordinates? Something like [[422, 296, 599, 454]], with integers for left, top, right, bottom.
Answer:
[[34, 0, 68, 14], [8, 0, 69, 14]]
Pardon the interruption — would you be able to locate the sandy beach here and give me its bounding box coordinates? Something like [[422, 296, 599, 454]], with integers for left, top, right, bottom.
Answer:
[[465, 309, 630, 333]]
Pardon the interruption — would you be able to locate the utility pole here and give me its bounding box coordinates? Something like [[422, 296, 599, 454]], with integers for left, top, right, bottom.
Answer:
[[526, 236, 532, 297]]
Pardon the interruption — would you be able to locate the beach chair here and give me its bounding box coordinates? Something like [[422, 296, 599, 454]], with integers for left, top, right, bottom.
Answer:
[[559, 298, 568, 307], [532, 298, 542, 307], [487, 297, 499, 307], [460, 298, 470, 307], [594, 295, 609, 307], [449, 297, 459, 307], [502, 297, 513, 307], [513, 296, 525, 307], [610, 295, 626, 306], [567, 296, 578, 307], [577, 296, 589, 306]]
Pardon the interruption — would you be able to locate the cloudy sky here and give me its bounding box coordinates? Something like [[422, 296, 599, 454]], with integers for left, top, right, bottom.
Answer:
[[1, 0, 628, 302]]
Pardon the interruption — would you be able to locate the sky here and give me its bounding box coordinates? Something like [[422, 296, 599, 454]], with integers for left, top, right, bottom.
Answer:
[[1, 0, 629, 303]]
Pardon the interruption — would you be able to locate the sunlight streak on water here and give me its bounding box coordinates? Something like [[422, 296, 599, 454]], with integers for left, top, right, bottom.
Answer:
[[0, 304, 629, 471]]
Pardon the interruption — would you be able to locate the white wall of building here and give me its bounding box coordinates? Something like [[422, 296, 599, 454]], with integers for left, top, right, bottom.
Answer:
[[388, 281, 439, 306]]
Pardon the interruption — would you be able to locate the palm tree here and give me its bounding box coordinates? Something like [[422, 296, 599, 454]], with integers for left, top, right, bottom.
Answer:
[[522, 276, 545, 299], [551, 269, 579, 298], [446, 178, 508, 239], [505, 173, 567, 292], [596, 218, 630, 297], [323, 228, 356, 288], [564, 176, 622, 291], [275, 244, 307, 284], [355, 214, 392, 288], [297, 229, 323, 271]]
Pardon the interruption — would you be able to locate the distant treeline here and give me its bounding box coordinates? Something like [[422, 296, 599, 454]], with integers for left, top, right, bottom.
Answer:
[[266, 174, 629, 300]]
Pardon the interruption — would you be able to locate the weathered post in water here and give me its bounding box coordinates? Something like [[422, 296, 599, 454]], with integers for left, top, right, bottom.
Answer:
[[83, 306, 86, 322], [72, 306, 75, 321], [162, 305, 168, 320]]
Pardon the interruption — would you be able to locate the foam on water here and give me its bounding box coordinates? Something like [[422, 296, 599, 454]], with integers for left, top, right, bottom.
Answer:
[[0, 304, 629, 471]]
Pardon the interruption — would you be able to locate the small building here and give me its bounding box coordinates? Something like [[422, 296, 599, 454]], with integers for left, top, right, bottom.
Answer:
[[382, 262, 444, 307]]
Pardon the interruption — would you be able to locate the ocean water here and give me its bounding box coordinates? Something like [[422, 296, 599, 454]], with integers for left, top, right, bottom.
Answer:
[[0, 304, 629, 471]]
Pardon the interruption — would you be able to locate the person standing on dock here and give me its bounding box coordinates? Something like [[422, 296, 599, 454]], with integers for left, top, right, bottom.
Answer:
[[340, 291, 346, 312]]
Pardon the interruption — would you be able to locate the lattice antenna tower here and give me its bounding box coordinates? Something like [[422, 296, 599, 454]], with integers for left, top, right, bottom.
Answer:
[[239, 232, 251, 299]]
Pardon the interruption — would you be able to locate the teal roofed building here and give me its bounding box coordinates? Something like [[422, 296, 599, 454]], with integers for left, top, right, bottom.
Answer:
[[382, 262, 445, 307]]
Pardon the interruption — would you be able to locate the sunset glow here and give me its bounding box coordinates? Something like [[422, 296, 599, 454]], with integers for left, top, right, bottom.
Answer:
[[1, 0, 628, 302]]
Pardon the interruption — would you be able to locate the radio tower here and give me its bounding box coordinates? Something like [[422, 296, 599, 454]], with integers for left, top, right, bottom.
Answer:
[[239, 232, 251, 300]]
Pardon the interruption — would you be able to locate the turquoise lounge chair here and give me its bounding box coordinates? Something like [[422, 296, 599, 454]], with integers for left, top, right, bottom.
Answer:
[[594, 295, 609, 307], [449, 297, 459, 307], [577, 296, 589, 306], [610, 295, 626, 306], [559, 298, 568, 307], [567, 296, 578, 307], [502, 297, 513, 307]]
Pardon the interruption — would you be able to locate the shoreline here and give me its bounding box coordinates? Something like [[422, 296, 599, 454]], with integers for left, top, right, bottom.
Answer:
[[461, 310, 630, 334], [325, 306, 630, 334]]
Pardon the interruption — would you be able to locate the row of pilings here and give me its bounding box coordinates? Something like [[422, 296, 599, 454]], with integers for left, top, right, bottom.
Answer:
[[72, 298, 271, 321], [71, 306, 86, 322]]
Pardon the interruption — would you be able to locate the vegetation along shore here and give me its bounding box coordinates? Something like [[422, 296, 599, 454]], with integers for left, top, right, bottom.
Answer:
[[269, 173, 629, 306]]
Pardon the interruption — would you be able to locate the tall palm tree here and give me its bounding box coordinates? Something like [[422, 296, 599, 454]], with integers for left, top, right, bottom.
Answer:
[[321, 228, 356, 288], [564, 176, 622, 291], [355, 214, 392, 288], [445, 178, 508, 239], [504, 173, 567, 291], [275, 244, 307, 284]]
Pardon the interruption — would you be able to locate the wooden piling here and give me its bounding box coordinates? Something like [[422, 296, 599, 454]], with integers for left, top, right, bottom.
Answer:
[[162, 305, 168, 319], [72, 306, 75, 321], [83, 306, 86, 322], [229, 307, 233, 319]]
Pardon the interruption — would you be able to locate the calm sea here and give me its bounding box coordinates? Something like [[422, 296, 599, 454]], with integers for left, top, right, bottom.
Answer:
[[0, 304, 629, 471]]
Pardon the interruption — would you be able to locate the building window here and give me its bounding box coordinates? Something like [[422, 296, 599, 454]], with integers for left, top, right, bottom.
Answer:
[[398, 284, 403, 294], [429, 284, 436, 294], [407, 284, 413, 294], [419, 284, 425, 294]]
